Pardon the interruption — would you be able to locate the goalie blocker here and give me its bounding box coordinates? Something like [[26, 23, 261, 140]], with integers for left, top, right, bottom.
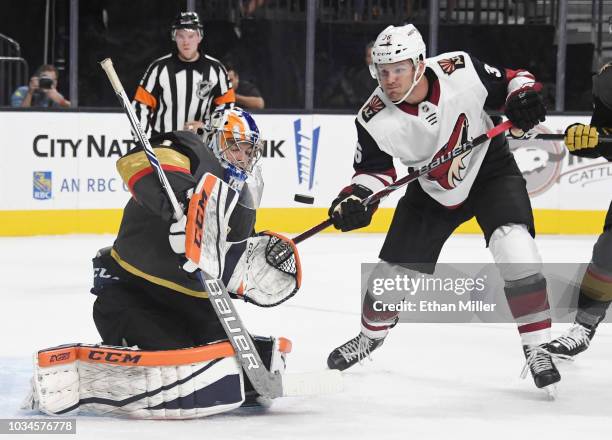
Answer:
[[23, 338, 291, 419]]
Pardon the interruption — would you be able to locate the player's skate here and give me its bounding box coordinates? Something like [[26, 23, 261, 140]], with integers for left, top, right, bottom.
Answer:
[[520, 344, 561, 399], [327, 332, 385, 371], [546, 322, 595, 357]]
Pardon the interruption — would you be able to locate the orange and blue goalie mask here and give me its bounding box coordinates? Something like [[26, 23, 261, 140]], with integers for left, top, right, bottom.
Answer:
[[214, 109, 263, 175]]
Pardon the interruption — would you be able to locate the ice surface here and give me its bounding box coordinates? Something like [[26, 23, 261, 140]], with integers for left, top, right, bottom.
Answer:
[[0, 234, 610, 439]]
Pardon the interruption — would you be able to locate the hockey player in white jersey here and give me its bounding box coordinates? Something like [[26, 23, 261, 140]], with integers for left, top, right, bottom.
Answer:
[[326, 24, 559, 392]]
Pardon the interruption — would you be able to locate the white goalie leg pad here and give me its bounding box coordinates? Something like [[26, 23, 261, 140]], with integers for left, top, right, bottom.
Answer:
[[23, 342, 245, 419], [489, 223, 543, 281], [228, 231, 301, 307]]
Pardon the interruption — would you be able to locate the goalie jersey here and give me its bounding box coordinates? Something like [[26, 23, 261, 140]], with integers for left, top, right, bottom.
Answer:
[[353, 51, 537, 207], [111, 130, 255, 297]]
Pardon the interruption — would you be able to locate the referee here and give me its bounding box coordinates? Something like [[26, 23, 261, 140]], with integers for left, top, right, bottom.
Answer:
[[132, 11, 235, 137]]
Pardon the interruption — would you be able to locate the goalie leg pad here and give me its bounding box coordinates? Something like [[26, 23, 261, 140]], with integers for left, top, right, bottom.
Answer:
[[24, 342, 245, 419]]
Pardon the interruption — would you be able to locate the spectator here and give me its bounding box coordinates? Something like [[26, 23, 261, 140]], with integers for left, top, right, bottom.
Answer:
[[133, 11, 234, 137], [11, 64, 70, 108], [226, 63, 265, 110]]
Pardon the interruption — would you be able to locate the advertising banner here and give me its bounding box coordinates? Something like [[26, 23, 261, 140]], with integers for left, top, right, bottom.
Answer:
[[0, 111, 609, 235]]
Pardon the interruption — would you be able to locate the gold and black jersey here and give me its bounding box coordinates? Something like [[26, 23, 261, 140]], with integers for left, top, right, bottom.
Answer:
[[111, 130, 255, 298]]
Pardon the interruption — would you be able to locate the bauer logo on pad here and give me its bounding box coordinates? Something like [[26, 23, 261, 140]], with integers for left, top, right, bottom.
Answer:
[[33, 171, 52, 200]]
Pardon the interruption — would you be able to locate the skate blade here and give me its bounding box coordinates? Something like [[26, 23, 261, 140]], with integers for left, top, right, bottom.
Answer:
[[542, 383, 557, 400], [281, 370, 343, 397]]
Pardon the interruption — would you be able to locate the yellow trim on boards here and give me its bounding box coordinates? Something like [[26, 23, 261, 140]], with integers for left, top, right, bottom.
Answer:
[[0, 208, 607, 236]]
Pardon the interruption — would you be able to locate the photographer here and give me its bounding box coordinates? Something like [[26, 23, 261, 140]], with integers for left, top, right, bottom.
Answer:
[[11, 64, 70, 108]]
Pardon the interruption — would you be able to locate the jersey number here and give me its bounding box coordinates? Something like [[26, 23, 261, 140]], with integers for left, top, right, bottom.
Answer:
[[354, 143, 362, 164], [484, 64, 502, 78]]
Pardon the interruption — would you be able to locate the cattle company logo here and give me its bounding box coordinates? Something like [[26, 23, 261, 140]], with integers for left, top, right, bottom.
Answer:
[[438, 55, 465, 75], [33, 171, 52, 200], [510, 126, 565, 197], [362, 95, 386, 123]]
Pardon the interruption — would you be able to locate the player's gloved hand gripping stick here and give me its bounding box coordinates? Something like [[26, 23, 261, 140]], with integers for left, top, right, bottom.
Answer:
[[100, 58, 341, 399], [293, 120, 513, 244]]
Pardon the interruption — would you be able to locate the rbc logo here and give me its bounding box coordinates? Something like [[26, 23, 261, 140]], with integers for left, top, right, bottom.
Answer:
[[33, 171, 52, 200]]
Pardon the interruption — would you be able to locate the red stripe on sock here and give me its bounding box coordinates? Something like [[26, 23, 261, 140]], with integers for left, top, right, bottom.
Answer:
[[361, 317, 391, 332], [518, 319, 551, 334]]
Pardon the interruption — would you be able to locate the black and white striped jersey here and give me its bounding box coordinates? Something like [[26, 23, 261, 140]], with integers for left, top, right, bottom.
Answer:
[[132, 52, 235, 137]]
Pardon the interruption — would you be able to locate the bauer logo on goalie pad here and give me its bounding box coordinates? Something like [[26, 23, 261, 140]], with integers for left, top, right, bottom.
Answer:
[[362, 95, 386, 123]]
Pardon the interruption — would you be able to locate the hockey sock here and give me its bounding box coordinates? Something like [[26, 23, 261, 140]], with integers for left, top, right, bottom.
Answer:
[[576, 262, 612, 328], [504, 273, 552, 346], [360, 289, 400, 339]]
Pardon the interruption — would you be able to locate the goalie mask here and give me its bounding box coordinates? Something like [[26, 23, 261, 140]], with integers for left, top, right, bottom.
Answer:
[[370, 24, 426, 104], [209, 107, 263, 185]]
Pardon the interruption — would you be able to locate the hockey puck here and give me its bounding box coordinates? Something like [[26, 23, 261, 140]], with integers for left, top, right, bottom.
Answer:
[[294, 193, 315, 204]]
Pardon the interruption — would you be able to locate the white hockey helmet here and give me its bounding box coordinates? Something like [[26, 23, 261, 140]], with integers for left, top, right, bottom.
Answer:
[[369, 24, 426, 78]]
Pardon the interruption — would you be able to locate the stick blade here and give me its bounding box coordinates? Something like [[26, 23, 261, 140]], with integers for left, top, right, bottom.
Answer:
[[281, 370, 343, 397]]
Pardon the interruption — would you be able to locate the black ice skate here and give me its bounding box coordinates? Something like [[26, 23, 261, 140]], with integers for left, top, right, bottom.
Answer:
[[521, 344, 561, 398], [546, 322, 595, 357], [327, 333, 385, 371]]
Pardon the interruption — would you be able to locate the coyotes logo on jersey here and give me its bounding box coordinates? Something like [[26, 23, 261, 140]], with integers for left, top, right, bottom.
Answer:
[[437, 55, 465, 76], [427, 114, 471, 190], [362, 95, 386, 123]]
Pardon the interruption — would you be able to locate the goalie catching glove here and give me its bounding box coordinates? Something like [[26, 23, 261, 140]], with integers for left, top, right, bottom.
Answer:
[[227, 231, 302, 307]]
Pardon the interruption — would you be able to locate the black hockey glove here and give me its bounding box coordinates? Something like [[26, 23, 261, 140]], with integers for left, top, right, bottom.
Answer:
[[328, 184, 377, 232], [505, 83, 546, 132]]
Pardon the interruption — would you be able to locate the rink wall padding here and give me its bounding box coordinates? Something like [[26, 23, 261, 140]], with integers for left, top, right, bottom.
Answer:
[[0, 208, 607, 236], [1, 110, 610, 236]]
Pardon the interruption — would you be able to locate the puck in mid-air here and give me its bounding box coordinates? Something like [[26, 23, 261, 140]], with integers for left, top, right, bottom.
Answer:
[[294, 194, 315, 204]]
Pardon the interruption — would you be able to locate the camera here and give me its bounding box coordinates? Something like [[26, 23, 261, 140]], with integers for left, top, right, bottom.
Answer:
[[38, 74, 54, 90]]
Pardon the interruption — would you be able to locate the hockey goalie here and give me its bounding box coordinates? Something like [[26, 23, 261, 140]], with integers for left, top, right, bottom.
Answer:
[[22, 108, 303, 419]]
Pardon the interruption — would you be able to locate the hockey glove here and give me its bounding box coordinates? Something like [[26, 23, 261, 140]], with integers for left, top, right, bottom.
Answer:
[[505, 83, 546, 132], [169, 216, 198, 273], [329, 184, 377, 232], [564, 123, 599, 152]]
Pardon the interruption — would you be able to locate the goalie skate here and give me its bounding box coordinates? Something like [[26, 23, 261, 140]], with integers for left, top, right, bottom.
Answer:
[[546, 323, 594, 358], [327, 333, 384, 371], [520, 344, 561, 399]]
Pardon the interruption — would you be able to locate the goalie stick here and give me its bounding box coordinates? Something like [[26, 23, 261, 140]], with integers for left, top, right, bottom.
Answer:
[[100, 58, 341, 399], [293, 120, 513, 244]]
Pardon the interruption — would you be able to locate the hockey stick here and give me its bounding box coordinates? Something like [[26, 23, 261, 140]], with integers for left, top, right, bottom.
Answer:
[[100, 58, 341, 398], [293, 120, 513, 244], [507, 130, 612, 142]]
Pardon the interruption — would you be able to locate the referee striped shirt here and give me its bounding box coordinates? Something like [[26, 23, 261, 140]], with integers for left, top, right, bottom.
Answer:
[[133, 52, 235, 137]]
